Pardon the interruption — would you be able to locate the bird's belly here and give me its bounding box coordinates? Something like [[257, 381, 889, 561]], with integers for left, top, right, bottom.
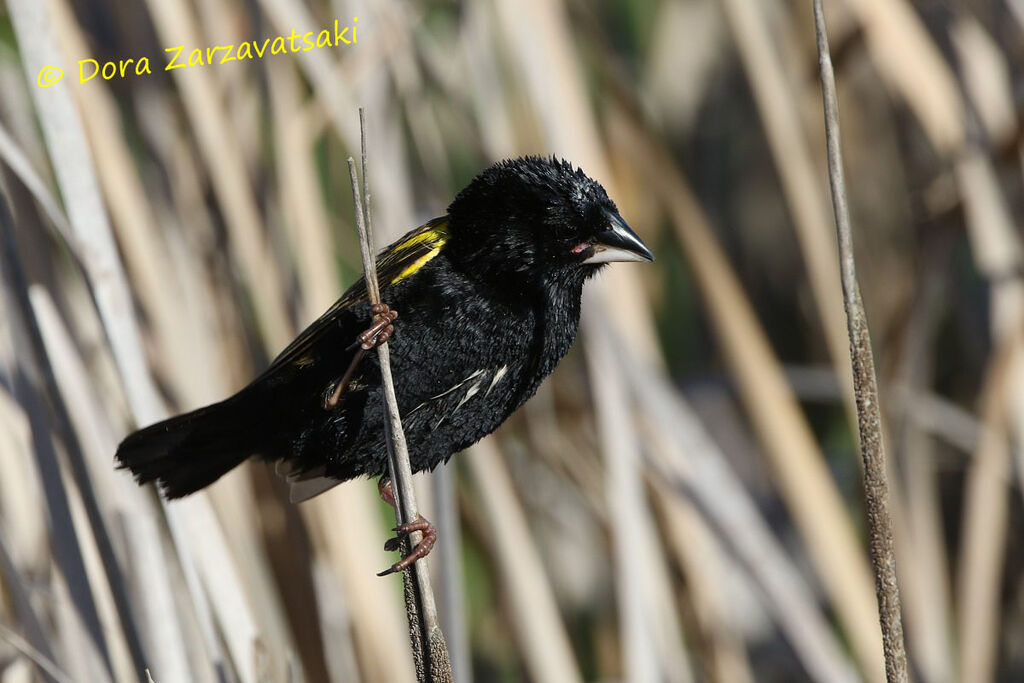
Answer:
[[293, 293, 576, 480], [398, 363, 518, 470]]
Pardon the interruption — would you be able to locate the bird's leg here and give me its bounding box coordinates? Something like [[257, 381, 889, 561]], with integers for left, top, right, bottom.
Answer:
[[376, 477, 438, 577], [324, 303, 398, 410], [377, 475, 396, 507]]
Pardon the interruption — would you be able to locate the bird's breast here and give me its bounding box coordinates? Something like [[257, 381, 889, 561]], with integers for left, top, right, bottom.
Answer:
[[384, 263, 582, 414]]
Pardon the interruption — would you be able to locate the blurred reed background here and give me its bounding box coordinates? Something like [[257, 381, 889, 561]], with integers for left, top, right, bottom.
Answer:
[[0, 0, 1021, 681]]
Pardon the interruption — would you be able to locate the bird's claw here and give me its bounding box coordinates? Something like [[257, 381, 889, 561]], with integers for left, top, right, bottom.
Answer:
[[377, 514, 437, 577], [357, 303, 399, 350]]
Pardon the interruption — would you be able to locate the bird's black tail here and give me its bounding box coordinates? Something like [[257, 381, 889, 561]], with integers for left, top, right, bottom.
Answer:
[[115, 394, 264, 498]]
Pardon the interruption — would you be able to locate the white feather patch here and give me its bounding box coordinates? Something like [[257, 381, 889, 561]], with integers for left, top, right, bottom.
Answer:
[[486, 365, 509, 396]]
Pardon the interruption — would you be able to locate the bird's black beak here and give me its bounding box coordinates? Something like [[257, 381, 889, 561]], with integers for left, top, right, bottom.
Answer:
[[583, 212, 654, 264]]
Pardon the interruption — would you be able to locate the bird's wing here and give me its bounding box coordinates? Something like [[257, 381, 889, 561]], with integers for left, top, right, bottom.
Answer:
[[263, 216, 450, 502], [264, 216, 450, 374]]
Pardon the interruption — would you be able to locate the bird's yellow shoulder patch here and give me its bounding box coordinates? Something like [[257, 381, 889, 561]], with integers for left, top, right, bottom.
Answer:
[[392, 249, 443, 283], [389, 218, 449, 284], [392, 223, 447, 252]]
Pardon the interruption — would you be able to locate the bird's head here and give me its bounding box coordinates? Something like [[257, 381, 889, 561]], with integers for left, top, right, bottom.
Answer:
[[445, 157, 653, 291]]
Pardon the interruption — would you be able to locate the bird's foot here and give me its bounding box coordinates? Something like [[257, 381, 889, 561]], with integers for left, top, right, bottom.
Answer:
[[376, 478, 437, 576], [324, 303, 399, 410], [356, 303, 398, 350], [378, 514, 437, 577]]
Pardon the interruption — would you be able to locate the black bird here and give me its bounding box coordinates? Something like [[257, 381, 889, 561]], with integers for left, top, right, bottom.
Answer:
[[116, 156, 653, 571]]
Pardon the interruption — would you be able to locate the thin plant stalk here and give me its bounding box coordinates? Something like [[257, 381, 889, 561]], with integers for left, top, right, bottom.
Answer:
[[0, 622, 76, 683], [465, 440, 584, 683], [812, 3, 909, 681], [347, 109, 451, 682], [0, 185, 114, 681], [583, 305, 660, 683], [624, 107, 883, 681], [6, 0, 239, 675], [614, 323, 859, 683], [433, 464, 472, 683]]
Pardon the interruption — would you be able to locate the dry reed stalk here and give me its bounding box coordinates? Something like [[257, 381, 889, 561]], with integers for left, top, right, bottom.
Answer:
[[432, 465, 471, 683], [51, 571, 112, 683], [0, 124, 70, 237], [0, 56, 48, 171], [716, 2, 942, 667], [583, 307, 661, 683], [888, 256, 954, 683], [307, 557, 361, 682], [897, 370, 950, 679], [838, 10, 1024, 560], [264, 77, 413, 676], [0, 193, 112, 682], [6, 0, 162, 433], [381, 34, 450, 183], [0, 621, 75, 683], [718, 0, 856, 429], [45, 0, 203, 400], [951, 153, 1024, 665], [950, 18, 1017, 148], [812, 3, 908, 680], [347, 110, 450, 682], [951, 70, 1022, 673], [2, 182, 110, 642], [180, 57, 320, 683], [62, 449, 139, 683], [462, 3, 515, 159], [175, 498, 265, 683], [621, 346, 858, 683], [956, 342, 1016, 683], [303, 488, 417, 683], [142, 0, 292, 350], [262, 57, 413, 683], [893, 389, 981, 455], [0, 397, 47, 581], [28, 286, 152, 683], [850, 25, 1024, 649], [193, 0, 255, 131], [256, 0, 415, 239], [601, 110, 752, 683], [843, 0, 965, 155], [125, 100, 246, 395], [6, 1, 259, 677], [647, 479, 754, 683], [87, 112, 264, 682], [636, 506, 696, 683], [267, 57, 338, 323], [620, 109, 883, 680], [465, 440, 584, 683], [956, 230, 1022, 683], [0, 526, 62, 683], [205, 475, 303, 683], [944, 37, 1022, 683], [5, 211, 197, 681]]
